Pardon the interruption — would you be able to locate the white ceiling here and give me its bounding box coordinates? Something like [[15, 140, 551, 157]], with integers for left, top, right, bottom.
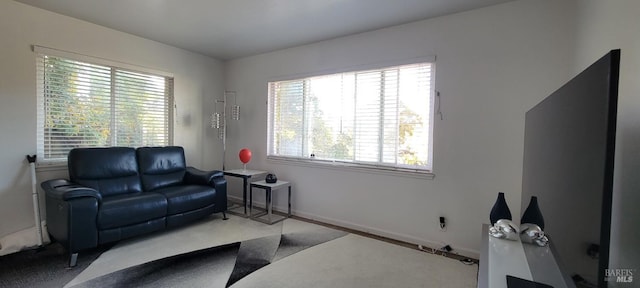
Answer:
[[15, 0, 513, 60]]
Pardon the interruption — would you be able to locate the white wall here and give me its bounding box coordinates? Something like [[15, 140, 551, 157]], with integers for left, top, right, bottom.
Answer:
[[572, 0, 640, 282], [224, 0, 576, 256], [0, 1, 224, 253]]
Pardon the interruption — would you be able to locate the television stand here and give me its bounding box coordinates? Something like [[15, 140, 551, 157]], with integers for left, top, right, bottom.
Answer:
[[478, 224, 574, 288]]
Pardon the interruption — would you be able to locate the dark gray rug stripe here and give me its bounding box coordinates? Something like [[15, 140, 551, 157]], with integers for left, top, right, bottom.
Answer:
[[70, 242, 241, 288], [273, 229, 348, 262], [225, 235, 281, 287], [225, 229, 348, 287], [0, 242, 110, 288]]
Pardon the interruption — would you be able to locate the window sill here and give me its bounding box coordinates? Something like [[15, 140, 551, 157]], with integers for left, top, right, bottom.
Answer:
[[266, 156, 435, 180], [35, 163, 67, 172]]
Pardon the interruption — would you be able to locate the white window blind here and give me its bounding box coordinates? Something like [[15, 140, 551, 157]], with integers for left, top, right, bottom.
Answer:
[[36, 52, 173, 163], [268, 62, 434, 171]]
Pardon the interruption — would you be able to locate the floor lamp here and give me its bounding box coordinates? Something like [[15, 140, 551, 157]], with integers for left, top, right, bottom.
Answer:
[[212, 91, 239, 171]]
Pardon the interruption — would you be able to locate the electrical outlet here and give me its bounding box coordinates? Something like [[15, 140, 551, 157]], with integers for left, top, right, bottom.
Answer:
[[439, 216, 446, 231]]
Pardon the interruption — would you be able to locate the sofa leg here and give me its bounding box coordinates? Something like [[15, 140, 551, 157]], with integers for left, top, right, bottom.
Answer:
[[69, 252, 78, 267], [222, 212, 229, 220]]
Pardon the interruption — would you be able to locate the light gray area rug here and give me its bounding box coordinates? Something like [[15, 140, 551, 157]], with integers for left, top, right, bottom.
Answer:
[[65, 215, 477, 288]]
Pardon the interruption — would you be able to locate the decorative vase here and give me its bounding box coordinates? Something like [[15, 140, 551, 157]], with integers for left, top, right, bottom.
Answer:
[[521, 196, 545, 230], [489, 192, 512, 225]]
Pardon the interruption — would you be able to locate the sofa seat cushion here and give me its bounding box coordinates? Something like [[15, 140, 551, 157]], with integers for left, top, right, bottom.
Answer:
[[98, 192, 167, 230], [154, 185, 216, 215]]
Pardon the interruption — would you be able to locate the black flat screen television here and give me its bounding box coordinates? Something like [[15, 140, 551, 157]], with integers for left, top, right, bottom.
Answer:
[[521, 49, 620, 287]]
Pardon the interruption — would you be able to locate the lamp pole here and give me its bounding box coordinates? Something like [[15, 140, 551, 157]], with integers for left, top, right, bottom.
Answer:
[[215, 91, 237, 171]]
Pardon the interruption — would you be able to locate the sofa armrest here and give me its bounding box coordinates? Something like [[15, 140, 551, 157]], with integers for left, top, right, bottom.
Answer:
[[43, 179, 100, 255], [185, 167, 227, 212], [184, 167, 223, 185], [41, 179, 102, 202]]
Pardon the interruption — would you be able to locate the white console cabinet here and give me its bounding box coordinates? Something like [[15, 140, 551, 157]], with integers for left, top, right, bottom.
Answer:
[[478, 224, 575, 288]]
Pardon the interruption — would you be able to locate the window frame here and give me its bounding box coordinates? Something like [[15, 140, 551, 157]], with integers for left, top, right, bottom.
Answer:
[[34, 46, 175, 166], [266, 57, 436, 178]]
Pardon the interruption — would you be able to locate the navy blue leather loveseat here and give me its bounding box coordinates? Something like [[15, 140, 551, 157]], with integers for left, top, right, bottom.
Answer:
[[41, 146, 227, 266]]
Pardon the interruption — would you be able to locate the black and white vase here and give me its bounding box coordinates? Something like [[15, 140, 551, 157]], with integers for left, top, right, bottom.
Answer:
[[521, 196, 545, 230], [489, 192, 512, 225]]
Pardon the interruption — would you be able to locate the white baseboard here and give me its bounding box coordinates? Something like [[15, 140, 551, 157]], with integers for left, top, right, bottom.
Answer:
[[227, 195, 480, 259]]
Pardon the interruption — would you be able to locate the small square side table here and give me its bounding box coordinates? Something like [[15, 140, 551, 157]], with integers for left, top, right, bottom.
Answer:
[[249, 180, 292, 224], [223, 169, 267, 216]]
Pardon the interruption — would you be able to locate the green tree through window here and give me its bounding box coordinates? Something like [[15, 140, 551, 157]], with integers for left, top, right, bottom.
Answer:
[[268, 62, 434, 171], [37, 53, 173, 162]]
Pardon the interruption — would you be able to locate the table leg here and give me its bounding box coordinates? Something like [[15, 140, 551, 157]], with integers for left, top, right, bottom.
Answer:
[[267, 188, 272, 224], [288, 185, 292, 217], [242, 177, 248, 215], [249, 184, 253, 217]]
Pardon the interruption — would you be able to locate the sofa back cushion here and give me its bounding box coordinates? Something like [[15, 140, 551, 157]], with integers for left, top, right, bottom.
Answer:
[[137, 146, 186, 191], [68, 147, 142, 197]]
